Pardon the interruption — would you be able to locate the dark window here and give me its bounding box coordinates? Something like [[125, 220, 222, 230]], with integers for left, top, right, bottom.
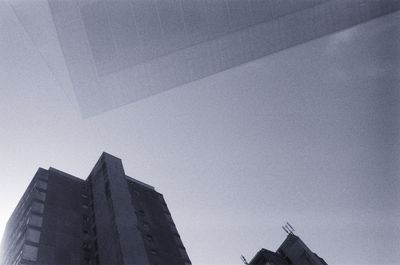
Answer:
[[102, 163, 107, 176], [143, 222, 150, 232], [146, 234, 154, 242], [105, 181, 111, 200], [284, 256, 292, 265], [83, 215, 90, 223], [94, 241, 98, 251], [82, 242, 91, 251]]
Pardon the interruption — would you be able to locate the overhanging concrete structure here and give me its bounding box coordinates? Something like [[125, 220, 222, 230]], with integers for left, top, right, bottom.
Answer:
[[10, 0, 400, 117]]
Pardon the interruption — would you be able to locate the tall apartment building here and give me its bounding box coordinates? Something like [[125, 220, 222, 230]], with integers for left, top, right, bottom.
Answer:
[[0, 153, 191, 265], [248, 232, 327, 265]]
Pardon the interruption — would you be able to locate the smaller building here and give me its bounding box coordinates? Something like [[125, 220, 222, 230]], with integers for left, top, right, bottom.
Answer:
[[249, 233, 327, 265]]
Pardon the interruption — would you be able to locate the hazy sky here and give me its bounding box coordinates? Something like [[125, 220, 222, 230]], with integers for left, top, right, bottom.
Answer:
[[1, 2, 399, 264]]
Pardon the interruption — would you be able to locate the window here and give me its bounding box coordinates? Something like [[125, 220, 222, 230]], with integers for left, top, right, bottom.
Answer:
[[142, 222, 150, 232], [22, 244, 38, 261], [102, 163, 107, 176], [82, 242, 91, 251], [34, 189, 46, 201], [38, 174, 48, 181], [146, 234, 154, 243], [36, 180, 47, 190], [28, 214, 43, 227], [31, 202, 44, 214], [83, 215, 90, 223], [105, 181, 111, 200], [26, 228, 41, 243], [94, 240, 98, 251]]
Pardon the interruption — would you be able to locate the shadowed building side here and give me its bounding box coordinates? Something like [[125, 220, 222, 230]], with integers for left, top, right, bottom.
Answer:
[[88, 153, 150, 264], [0, 167, 87, 265], [248, 249, 290, 265], [0, 168, 50, 265], [126, 177, 191, 263], [1, 152, 191, 265], [88, 153, 191, 264], [249, 233, 327, 265], [277, 234, 327, 265]]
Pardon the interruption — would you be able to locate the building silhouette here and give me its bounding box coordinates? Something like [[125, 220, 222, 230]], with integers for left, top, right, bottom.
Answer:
[[1, 152, 191, 265], [248, 232, 327, 265]]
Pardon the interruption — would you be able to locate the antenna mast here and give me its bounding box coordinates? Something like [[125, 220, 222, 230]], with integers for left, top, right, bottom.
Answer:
[[282, 222, 295, 235], [282, 226, 290, 234], [286, 222, 295, 232], [241, 255, 249, 265]]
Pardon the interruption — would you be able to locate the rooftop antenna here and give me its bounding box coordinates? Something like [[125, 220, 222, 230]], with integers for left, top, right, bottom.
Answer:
[[240, 255, 249, 265], [283, 222, 295, 235], [282, 222, 295, 235], [286, 222, 295, 232], [282, 225, 290, 234]]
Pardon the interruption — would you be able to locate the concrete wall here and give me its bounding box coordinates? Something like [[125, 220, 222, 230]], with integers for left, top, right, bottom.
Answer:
[[127, 179, 191, 264], [88, 155, 124, 265], [278, 234, 327, 265], [1, 168, 49, 265], [89, 153, 149, 264], [37, 169, 86, 265], [1, 153, 191, 265]]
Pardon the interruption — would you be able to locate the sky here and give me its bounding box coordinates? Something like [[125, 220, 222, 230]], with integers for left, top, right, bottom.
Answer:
[[0, 2, 399, 265]]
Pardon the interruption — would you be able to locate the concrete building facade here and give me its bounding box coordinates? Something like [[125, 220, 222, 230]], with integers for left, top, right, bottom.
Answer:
[[249, 233, 327, 265], [1, 153, 191, 265]]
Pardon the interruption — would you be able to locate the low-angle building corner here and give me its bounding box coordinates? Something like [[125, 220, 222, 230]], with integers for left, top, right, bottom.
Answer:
[[0, 152, 191, 265], [248, 229, 327, 265]]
